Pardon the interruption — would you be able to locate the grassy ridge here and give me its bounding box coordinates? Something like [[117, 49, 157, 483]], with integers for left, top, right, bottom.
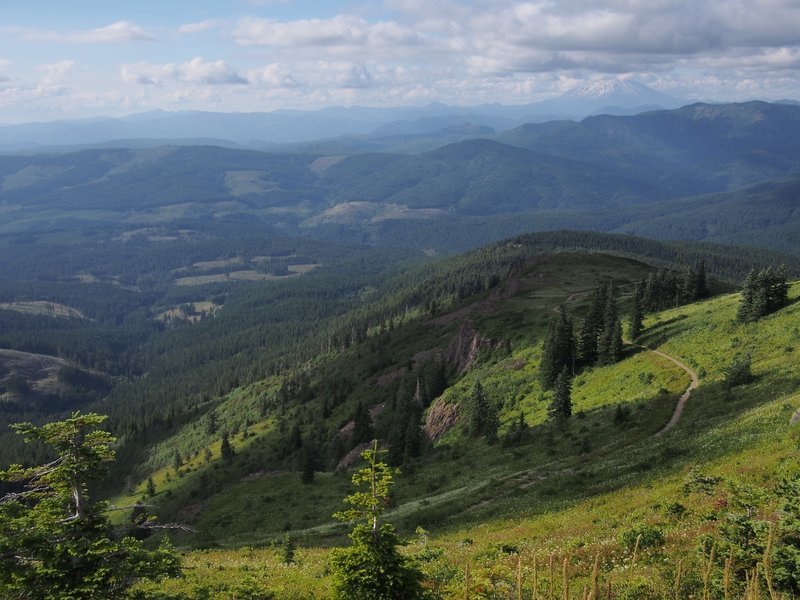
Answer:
[[135, 280, 800, 598]]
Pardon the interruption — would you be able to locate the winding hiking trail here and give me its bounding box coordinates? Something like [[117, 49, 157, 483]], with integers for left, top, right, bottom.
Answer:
[[373, 287, 703, 524], [645, 346, 699, 435], [552, 287, 699, 434]]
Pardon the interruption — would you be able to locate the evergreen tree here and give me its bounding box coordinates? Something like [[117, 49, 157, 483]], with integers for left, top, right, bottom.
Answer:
[[299, 435, 318, 484], [539, 311, 575, 389], [403, 413, 424, 463], [538, 319, 558, 389], [278, 534, 296, 565], [609, 319, 624, 363], [737, 269, 757, 322], [549, 367, 573, 422], [220, 432, 235, 462], [146, 476, 156, 498], [577, 284, 605, 364], [205, 409, 218, 435], [598, 284, 623, 365], [465, 381, 499, 442], [0, 413, 181, 598], [288, 423, 303, 453], [629, 281, 644, 342], [424, 356, 447, 401], [351, 402, 374, 446], [331, 442, 430, 600], [695, 260, 709, 299], [738, 266, 789, 322], [724, 351, 754, 388], [678, 265, 697, 305]]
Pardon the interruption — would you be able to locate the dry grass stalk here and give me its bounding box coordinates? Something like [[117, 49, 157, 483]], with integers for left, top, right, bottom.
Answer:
[[723, 548, 733, 600], [517, 554, 523, 600], [745, 567, 762, 600], [606, 579, 612, 600], [702, 545, 716, 600], [465, 561, 471, 600], [763, 523, 778, 600], [533, 555, 538, 600], [673, 559, 683, 600], [631, 534, 642, 568], [590, 552, 600, 600], [562, 557, 570, 600], [549, 553, 556, 600]]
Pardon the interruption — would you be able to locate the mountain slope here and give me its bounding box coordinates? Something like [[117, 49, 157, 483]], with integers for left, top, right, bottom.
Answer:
[[135, 264, 800, 598], [103, 235, 797, 541], [494, 101, 800, 195]]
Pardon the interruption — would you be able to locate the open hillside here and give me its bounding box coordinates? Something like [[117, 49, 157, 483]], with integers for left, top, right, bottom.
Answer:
[[2, 222, 799, 598], [120, 253, 800, 598]]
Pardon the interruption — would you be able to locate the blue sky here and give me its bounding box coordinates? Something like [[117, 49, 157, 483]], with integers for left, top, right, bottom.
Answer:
[[1, 0, 800, 122]]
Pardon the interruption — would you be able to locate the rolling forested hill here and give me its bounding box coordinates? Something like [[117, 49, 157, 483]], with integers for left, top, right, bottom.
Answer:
[[2, 101, 800, 257]]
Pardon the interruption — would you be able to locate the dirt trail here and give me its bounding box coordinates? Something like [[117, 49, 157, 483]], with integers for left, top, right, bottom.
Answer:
[[415, 287, 701, 517], [645, 346, 699, 435], [552, 286, 699, 433]]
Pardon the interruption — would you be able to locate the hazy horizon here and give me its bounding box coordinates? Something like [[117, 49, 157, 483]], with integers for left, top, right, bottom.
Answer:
[[1, 0, 800, 123]]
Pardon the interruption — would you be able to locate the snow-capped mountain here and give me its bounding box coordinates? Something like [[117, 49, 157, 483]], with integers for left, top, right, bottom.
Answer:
[[564, 78, 682, 105], [532, 78, 686, 117]]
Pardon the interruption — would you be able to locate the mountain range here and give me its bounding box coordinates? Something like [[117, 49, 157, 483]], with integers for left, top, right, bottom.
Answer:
[[1, 99, 799, 256], [0, 78, 687, 150]]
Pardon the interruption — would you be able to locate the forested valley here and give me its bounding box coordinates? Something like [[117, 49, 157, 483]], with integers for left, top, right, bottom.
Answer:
[[1, 101, 800, 599]]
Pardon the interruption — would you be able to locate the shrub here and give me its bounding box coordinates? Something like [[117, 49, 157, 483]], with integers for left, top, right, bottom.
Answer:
[[620, 524, 665, 551], [724, 351, 754, 388]]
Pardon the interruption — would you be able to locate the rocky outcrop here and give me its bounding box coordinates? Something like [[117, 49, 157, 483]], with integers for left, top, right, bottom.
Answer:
[[337, 441, 374, 470], [376, 367, 407, 388], [424, 397, 459, 442], [446, 323, 501, 375]]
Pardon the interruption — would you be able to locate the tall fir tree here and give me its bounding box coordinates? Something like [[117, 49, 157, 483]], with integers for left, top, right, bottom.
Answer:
[[629, 280, 644, 342], [549, 367, 573, 422], [299, 434, 319, 484], [598, 283, 623, 365], [465, 381, 499, 442], [351, 402, 374, 446], [220, 432, 235, 462], [738, 266, 789, 322], [577, 284, 605, 365], [539, 310, 575, 389], [695, 260, 709, 299]]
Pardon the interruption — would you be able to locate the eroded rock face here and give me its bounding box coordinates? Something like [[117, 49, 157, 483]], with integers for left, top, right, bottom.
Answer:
[[791, 408, 800, 425], [424, 397, 459, 442], [446, 323, 500, 375], [337, 441, 374, 470]]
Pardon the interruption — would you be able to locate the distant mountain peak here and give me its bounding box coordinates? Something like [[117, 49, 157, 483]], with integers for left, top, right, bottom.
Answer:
[[564, 78, 649, 99], [558, 78, 684, 111]]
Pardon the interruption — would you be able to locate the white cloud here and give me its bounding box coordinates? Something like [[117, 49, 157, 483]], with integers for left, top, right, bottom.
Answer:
[[121, 57, 248, 86], [231, 15, 421, 51], [5, 0, 800, 120], [247, 61, 378, 90], [177, 20, 220, 35], [7, 21, 155, 44], [38, 60, 77, 85]]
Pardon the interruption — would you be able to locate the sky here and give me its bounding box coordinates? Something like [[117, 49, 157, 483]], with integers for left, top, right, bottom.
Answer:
[[1, 0, 800, 122]]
